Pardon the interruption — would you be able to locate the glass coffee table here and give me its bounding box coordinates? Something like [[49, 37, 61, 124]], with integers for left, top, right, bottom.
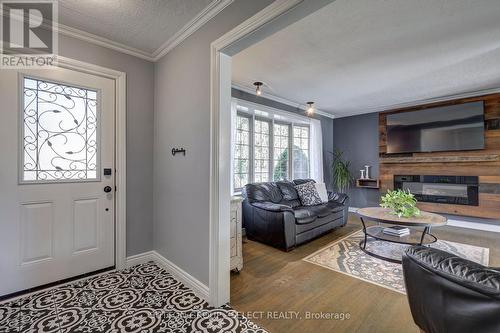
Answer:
[[356, 207, 447, 264]]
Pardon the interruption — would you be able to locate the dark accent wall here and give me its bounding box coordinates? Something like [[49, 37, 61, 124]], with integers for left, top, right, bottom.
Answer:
[[379, 94, 500, 219], [333, 112, 381, 207], [232, 88, 334, 189], [333, 111, 498, 225]]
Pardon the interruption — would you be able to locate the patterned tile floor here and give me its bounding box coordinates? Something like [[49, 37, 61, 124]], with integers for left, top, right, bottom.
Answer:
[[0, 262, 267, 333]]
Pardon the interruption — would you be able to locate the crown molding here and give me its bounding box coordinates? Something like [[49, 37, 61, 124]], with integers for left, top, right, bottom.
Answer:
[[231, 82, 335, 119], [152, 0, 234, 61], [56, 23, 155, 62], [12, 0, 235, 62], [234, 84, 500, 120], [1, 6, 155, 61]]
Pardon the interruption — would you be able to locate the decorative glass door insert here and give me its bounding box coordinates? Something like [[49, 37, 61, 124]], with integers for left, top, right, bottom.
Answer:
[[21, 77, 99, 182]]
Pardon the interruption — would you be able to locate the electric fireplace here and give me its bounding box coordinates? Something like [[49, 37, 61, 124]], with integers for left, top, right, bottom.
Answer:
[[394, 175, 479, 206]]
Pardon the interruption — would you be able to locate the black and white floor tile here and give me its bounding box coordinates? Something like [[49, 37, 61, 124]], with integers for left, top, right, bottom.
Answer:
[[0, 262, 267, 333]]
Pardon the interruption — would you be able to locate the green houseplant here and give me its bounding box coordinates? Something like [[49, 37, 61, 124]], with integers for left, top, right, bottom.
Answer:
[[380, 189, 421, 218], [330, 150, 353, 193]]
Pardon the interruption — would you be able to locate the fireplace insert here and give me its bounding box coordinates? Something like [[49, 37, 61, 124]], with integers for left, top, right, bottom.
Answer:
[[394, 175, 479, 206]]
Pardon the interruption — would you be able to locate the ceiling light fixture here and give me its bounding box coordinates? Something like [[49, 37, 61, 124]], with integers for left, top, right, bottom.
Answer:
[[253, 81, 263, 96], [306, 102, 315, 115]]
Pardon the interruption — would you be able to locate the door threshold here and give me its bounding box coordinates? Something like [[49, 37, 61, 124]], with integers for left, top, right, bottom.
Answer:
[[0, 266, 115, 303]]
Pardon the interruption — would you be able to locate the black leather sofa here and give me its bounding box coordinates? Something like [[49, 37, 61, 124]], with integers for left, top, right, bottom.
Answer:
[[242, 179, 349, 251], [402, 246, 500, 333]]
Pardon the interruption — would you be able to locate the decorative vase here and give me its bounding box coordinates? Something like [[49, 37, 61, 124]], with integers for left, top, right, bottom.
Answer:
[[364, 165, 371, 179]]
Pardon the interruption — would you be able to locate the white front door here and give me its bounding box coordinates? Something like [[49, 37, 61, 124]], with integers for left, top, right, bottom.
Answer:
[[0, 66, 115, 296]]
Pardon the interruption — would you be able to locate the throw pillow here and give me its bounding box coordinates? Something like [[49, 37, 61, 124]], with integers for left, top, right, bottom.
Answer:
[[295, 181, 323, 206], [314, 182, 329, 203]]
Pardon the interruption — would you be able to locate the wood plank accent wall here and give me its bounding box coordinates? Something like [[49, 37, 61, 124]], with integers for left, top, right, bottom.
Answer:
[[379, 93, 500, 219]]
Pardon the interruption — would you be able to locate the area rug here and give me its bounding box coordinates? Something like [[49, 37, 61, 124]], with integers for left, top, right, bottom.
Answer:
[[0, 261, 267, 333], [303, 231, 490, 294]]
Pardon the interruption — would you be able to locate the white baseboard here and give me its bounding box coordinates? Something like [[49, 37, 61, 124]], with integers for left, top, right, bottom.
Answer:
[[125, 251, 210, 301], [446, 219, 500, 233], [348, 206, 500, 233], [151, 251, 210, 301], [125, 251, 156, 268], [348, 207, 359, 213]]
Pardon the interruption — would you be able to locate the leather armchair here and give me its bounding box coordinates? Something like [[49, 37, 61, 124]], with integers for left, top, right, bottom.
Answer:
[[402, 246, 500, 333], [242, 179, 349, 251]]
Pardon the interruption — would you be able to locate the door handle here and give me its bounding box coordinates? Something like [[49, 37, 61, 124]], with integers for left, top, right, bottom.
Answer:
[[104, 186, 112, 193]]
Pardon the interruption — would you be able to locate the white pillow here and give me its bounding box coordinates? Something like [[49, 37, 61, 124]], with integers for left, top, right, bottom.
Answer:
[[314, 182, 328, 203]]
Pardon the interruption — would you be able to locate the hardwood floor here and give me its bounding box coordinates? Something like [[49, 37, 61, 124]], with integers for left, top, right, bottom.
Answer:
[[230, 213, 500, 333]]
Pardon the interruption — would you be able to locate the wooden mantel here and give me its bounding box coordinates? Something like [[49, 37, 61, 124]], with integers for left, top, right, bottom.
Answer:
[[379, 93, 500, 219]]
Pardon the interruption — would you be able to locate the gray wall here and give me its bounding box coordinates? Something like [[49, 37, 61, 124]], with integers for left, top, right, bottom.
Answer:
[[333, 112, 381, 207], [154, 0, 274, 286], [231, 88, 334, 189], [59, 35, 155, 256], [333, 112, 499, 224]]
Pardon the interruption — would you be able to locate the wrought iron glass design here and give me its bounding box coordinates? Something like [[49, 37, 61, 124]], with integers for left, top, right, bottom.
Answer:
[[22, 77, 99, 182]]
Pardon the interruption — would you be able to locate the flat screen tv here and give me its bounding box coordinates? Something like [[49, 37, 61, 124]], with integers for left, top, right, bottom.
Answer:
[[386, 101, 485, 154]]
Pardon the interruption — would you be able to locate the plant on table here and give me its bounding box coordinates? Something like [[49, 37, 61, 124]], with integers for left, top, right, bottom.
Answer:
[[380, 189, 421, 218]]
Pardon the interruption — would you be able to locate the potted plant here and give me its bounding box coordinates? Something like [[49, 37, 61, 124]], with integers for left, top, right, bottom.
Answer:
[[380, 189, 421, 218], [330, 149, 353, 193]]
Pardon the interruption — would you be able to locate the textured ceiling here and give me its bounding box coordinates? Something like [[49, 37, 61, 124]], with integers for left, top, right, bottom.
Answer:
[[59, 0, 214, 54], [232, 0, 500, 118]]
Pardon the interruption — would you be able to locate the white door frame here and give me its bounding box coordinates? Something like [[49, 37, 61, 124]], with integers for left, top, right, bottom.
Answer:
[[209, 0, 303, 306], [56, 56, 127, 270]]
